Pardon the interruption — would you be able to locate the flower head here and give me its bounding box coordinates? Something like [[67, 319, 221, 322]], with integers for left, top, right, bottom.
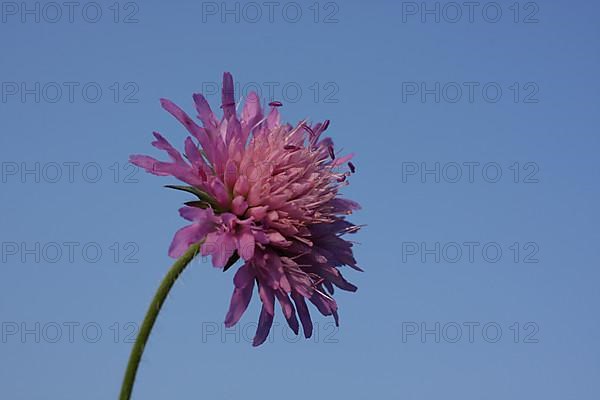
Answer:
[[131, 73, 362, 346]]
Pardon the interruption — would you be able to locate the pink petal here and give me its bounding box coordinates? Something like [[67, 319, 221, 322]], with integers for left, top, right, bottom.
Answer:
[[224, 278, 254, 328], [266, 106, 280, 129], [309, 291, 337, 317], [152, 132, 185, 164], [291, 292, 313, 338], [233, 262, 255, 288], [241, 91, 263, 142], [236, 229, 255, 260], [129, 155, 168, 176], [184, 137, 205, 169], [253, 303, 275, 346], [226, 115, 242, 144], [242, 91, 262, 124], [193, 93, 218, 128], [214, 234, 236, 268], [201, 232, 236, 268], [258, 284, 275, 315], [168, 224, 205, 258], [160, 98, 206, 143], [179, 206, 215, 223], [246, 205, 268, 220], [209, 179, 230, 207], [221, 72, 236, 120], [224, 159, 238, 191], [233, 175, 250, 197], [276, 291, 299, 334], [231, 196, 248, 216]]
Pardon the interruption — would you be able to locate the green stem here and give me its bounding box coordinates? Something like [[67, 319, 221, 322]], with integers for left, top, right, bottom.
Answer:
[[119, 243, 201, 400]]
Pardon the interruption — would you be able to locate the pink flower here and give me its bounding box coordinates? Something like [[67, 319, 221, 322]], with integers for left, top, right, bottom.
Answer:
[[131, 73, 361, 346]]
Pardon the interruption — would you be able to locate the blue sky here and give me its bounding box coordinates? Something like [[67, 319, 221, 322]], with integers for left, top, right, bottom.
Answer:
[[1, 1, 599, 399]]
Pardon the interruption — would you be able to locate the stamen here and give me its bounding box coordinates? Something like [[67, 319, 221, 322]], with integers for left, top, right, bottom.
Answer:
[[220, 101, 236, 109], [302, 123, 315, 136], [250, 116, 268, 131], [348, 162, 356, 173], [328, 146, 335, 160], [269, 101, 283, 107], [316, 288, 334, 301], [345, 225, 363, 233], [321, 119, 330, 131]]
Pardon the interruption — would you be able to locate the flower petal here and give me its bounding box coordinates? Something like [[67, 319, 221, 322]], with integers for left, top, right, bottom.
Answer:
[[236, 229, 255, 260], [233, 262, 255, 288], [258, 283, 275, 315], [231, 196, 248, 216], [201, 232, 236, 268], [276, 291, 299, 335], [253, 303, 275, 346], [221, 72, 236, 120], [193, 93, 218, 128], [224, 271, 255, 328], [152, 132, 185, 164], [168, 224, 205, 258], [291, 292, 313, 338], [179, 206, 215, 223], [129, 155, 168, 176], [160, 98, 206, 142]]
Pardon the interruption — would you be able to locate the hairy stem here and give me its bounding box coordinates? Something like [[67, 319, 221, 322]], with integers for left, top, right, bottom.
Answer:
[[119, 243, 201, 400]]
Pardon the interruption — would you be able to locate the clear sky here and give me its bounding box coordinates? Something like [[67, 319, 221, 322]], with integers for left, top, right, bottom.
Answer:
[[1, 0, 599, 399]]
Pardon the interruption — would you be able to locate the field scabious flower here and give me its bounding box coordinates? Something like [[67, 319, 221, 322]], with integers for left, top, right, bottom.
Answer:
[[130, 73, 362, 346]]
